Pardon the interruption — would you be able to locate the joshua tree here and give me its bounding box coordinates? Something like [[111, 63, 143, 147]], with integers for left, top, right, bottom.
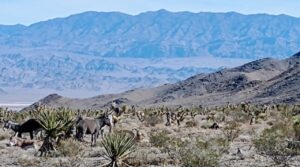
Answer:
[[101, 133, 135, 167], [176, 111, 186, 126], [165, 112, 171, 126]]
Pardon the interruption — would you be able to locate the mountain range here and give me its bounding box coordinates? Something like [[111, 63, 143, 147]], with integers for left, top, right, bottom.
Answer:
[[1, 10, 300, 59], [21, 51, 300, 111], [1, 10, 300, 102]]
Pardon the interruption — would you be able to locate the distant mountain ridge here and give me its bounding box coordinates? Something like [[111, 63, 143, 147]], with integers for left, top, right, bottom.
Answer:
[[1, 10, 300, 59], [0, 53, 219, 92], [1, 10, 300, 100], [21, 51, 300, 111]]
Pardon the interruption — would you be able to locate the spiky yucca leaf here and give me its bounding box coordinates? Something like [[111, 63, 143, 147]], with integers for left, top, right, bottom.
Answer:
[[56, 107, 75, 132], [35, 107, 75, 140], [101, 133, 135, 166]]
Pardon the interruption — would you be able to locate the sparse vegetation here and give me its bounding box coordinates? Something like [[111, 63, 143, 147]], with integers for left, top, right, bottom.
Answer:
[[149, 130, 172, 148], [254, 120, 300, 166], [2, 104, 300, 166], [222, 121, 241, 142], [179, 142, 220, 167]]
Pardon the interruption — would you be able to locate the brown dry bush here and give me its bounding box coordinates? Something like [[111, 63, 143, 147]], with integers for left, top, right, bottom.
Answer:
[[149, 130, 172, 148], [229, 110, 251, 123], [185, 120, 198, 127], [144, 114, 163, 127], [179, 142, 220, 167], [222, 121, 241, 142], [57, 139, 85, 157]]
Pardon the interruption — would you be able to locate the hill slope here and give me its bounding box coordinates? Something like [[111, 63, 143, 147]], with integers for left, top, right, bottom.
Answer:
[[22, 51, 300, 111]]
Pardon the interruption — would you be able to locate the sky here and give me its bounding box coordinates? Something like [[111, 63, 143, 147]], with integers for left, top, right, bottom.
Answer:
[[0, 0, 300, 25]]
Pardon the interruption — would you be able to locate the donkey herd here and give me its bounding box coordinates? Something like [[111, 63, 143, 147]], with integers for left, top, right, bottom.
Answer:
[[0, 102, 148, 154], [1, 102, 194, 152]]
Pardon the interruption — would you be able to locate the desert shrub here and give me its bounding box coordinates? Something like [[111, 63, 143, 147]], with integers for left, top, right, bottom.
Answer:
[[222, 121, 241, 142], [168, 137, 187, 150], [254, 121, 300, 166], [125, 148, 167, 166], [179, 143, 219, 167], [53, 157, 85, 167], [149, 130, 171, 148], [144, 114, 163, 127], [17, 157, 42, 167], [212, 112, 226, 123], [57, 139, 85, 157], [185, 120, 198, 127], [230, 110, 250, 123], [208, 137, 230, 154], [194, 137, 229, 156]]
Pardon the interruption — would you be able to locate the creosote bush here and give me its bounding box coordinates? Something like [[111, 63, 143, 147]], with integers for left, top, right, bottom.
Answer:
[[222, 121, 241, 142], [149, 130, 172, 148], [57, 139, 85, 157], [179, 142, 220, 167], [144, 114, 164, 127], [254, 121, 300, 166], [185, 120, 198, 127]]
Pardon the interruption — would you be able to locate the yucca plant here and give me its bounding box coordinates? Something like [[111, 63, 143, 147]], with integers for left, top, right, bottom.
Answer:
[[56, 107, 75, 138], [101, 133, 135, 167], [35, 107, 75, 154]]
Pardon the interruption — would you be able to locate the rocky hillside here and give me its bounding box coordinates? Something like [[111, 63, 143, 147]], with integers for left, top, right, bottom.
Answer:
[[22, 51, 300, 111]]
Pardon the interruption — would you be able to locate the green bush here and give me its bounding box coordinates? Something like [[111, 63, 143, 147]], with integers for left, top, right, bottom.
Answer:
[[222, 121, 241, 142], [149, 130, 171, 148], [180, 143, 219, 167], [254, 121, 300, 166]]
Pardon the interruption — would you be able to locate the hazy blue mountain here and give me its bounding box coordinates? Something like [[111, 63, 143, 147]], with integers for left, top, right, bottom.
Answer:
[[1, 10, 300, 100], [0, 53, 219, 93], [1, 10, 300, 59]]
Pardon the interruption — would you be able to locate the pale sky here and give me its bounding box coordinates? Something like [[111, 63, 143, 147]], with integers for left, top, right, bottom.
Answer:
[[0, 0, 299, 25]]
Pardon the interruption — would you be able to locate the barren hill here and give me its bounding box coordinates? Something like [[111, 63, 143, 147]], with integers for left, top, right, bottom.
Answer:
[[21, 51, 300, 111]]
